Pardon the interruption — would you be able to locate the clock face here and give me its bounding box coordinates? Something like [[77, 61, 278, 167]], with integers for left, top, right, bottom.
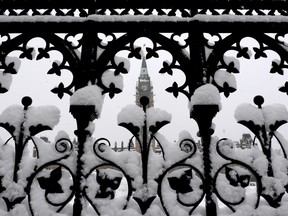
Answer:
[[141, 84, 148, 91]]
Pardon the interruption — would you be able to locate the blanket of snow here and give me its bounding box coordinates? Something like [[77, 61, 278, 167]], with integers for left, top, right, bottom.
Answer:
[[189, 84, 222, 112], [70, 85, 104, 117], [1, 13, 288, 24]]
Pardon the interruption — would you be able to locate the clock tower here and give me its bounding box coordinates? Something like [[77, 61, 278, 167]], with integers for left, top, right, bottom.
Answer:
[[136, 56, 154, 108], [134, 56, 156, 152]]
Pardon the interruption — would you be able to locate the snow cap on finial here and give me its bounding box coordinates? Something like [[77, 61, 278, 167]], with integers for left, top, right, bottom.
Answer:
[[189, 84, 222, 112]]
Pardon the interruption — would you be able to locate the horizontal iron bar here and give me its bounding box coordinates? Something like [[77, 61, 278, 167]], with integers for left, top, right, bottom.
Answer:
[[0, 0, 288, 10], [0, 15, 288, 33]]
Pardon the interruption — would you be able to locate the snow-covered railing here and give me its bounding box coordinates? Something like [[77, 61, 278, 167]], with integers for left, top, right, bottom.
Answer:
[[1, 0, 288, 19], [2, 0, 288, 216]]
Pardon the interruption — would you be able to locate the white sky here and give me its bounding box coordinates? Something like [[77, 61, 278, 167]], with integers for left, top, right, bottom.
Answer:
[[1, 34, 288, 150]]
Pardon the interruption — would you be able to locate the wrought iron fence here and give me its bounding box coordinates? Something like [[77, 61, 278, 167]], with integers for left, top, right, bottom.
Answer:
[[1, 0, 288, 215]]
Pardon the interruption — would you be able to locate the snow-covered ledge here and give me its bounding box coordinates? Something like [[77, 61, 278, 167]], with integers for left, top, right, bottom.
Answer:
[[2, 14, 288, 24]]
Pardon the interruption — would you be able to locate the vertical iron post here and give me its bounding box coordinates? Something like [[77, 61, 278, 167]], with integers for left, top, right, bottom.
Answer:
[[70, 105, 96, 216], [140, 96, 150, 184], [13, 96, 33, 182], [188, 28, 206, 93], [75, 26, 98, 90], [191, 105, 219, 216], [70, 25, 98, 216]]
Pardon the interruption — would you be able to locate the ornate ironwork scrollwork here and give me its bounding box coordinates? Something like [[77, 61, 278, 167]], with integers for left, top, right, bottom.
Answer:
[[206, 32, 288, 98], [0, 33, 81, 98], [88, 95, 201, 215], [0, 96, 75, 215], [233, 95, 288, 207], [28, 164, 75, 215], [89, 138, 135, 215], [215, 138, 262, 212], [94, 33, 193, 100], [2, 1, 288, 216]]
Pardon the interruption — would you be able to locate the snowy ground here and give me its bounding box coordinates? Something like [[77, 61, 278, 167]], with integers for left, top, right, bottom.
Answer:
[[113, 180, 288, 216]]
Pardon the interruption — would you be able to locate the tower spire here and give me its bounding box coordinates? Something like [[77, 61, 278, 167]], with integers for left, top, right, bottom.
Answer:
[[139, 55, 149, 80], [135, 46, 154, 108]]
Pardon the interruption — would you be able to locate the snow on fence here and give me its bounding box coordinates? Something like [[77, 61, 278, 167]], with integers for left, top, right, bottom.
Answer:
[[1, 1, 288, 216]]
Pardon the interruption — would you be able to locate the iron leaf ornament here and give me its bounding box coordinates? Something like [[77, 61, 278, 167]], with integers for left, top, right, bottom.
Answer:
[[51, 82, 66, 99], [38, 166, 64, 194], [2, 196, 26, 211], [37, 47, 50, 60], [270, 61, 284, 75], [47, 62, 62, 76], [29, 124, 52, 136], [149, 120, 170, 134], [279, 81, 288, 95], [128, 46, 142, 59], [133, 196, 156, 215], [168, 169, 193, 194], [225, 167, 251, 188], [3, 62, 18, 75], [236, 47, 250, 59], [166, 82, 180, 98], [118, 122, 140, 137], [19, 47, 34, 60], [95, 170, 122, 199], [159, 61, 173, 75], [114, 61, 129, 76]]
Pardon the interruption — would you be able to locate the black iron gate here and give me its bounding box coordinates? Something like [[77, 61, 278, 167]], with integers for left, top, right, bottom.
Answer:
[[1, 0, 288, 215]]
